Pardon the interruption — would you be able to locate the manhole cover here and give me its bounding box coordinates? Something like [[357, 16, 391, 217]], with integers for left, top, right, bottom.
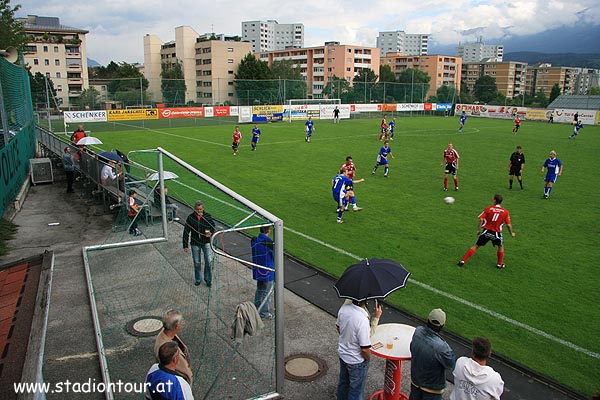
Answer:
[[125, 316, 163, 337], [284, 353, 328, 382]]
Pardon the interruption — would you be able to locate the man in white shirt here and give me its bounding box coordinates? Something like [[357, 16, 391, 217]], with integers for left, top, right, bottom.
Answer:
[[451, 337, 504, 400], [336, 300, 382, 400]]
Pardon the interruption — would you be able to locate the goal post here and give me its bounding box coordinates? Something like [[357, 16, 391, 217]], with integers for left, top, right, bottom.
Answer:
[[285, 98, 342, 122]]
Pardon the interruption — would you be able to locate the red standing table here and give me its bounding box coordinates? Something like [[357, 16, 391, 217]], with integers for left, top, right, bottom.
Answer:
[[369, 323, 415, 400]]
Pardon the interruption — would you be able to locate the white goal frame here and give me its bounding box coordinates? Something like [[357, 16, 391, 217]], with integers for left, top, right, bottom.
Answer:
[[286, 98, 341, 122]]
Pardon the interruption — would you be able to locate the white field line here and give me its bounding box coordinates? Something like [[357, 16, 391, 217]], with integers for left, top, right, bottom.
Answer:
[[284, 226, 600, 360]]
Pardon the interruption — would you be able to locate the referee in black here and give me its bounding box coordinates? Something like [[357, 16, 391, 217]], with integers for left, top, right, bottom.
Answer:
[[508, 145, 526, 190]]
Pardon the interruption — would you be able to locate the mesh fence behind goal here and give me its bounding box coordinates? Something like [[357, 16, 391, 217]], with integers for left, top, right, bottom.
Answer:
[[84, 148, 283, 399]]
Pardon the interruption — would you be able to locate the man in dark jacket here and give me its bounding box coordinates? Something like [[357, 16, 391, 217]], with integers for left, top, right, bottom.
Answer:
[[182, 200, 215, 287], [409, 308, 456, 399], [251, 226, 274, 319]]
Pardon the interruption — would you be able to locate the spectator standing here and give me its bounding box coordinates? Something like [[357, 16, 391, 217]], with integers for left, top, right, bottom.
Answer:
[[542, 151, 563, 199], [183, 200, 216, 287], [63, 146, 75, 193], [127, 191, 142, 236], [409, 308, 456, 400], [153, 186, 179, 221], [450, 337, 504, 400], [508, 146, 525, 190], [251, 226, 275, 319], [547, 111, 554, 123], [457, 194, 515, 269], [70, 124, 86, 145], [154, 310, 193, 385], [146, 341, 194, 399], [336, 300, 382, 400]]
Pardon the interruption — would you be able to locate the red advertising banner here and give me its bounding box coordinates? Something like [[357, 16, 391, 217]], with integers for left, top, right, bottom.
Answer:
[[424, 103, 433, 111], [213, 106, 231, 117], [158, 107, 204, 119]]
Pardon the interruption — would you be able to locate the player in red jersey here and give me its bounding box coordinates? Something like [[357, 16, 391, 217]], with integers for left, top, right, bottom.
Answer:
[[512, 116, 521, 134], [441, 142, 460, 191], [457, 194, 516, 269], [339, 156, 363, 211], [379, 115, 388, 141], [232, 126, 242, 155]]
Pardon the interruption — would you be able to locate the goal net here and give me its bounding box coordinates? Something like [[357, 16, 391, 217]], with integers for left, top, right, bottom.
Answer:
[[83, 147, 284, 399]]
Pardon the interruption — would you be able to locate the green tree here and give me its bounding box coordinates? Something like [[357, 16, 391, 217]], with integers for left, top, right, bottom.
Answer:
[[379, 64, 396, 83], [161, 60, 186, 105], [234, 53, 275, 105], [323, 76, 352, 103], [353, 69, 378, 103], [88, 62, 148, 107], [76, 87, 101, 110], [28, 71, 57, 109], [429, 85, 457, 103], [396, 68, 430, 102], [588, 86, 600, 95], [549, 83, 561, 103], [535, 89, 549, 108], [473, 75, 498, 103], [270, 59, 307, 101], [0, 0, 27, 61]]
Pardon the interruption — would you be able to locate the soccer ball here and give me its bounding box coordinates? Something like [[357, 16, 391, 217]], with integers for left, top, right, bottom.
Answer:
[[444, 196, 455, 205]]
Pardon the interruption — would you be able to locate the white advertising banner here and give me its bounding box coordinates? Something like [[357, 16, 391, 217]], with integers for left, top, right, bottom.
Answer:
[[455, 104, 527, 119], [397, 103, 425, 112], [553, 109, 596, 125], [351, 104, 381, 112], [319, 104, 350, 120], [238, 107, 253, 123], [63, 110, 108, 123]]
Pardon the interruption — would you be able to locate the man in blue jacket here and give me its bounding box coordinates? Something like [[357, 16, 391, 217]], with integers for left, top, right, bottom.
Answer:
[[409, 308, 456, 399], [251, 226, 275, 319]]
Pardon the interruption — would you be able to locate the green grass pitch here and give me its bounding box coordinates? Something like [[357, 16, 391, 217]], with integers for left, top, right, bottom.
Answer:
[[88, 115, 599, 395]]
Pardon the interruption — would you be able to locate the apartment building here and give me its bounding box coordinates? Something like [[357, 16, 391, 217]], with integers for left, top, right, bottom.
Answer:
[[526, 64, 576, 96], [144, 26, 252, 105], [376, 31, 430, 57], [572, 68, 600, 95], [456, 40, 503, 63], [257, 42, 380, 99], [381, 53, 462, 99], [242, 20, 304, 53], [461, 61, 528, 99], [20, 15, 89, 108]]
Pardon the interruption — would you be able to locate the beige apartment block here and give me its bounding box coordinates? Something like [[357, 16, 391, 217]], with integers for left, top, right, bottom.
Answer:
[[20, 15, 89, 109], [257, 42, 380, 99], [144, 27, 251, 105], [462, 61, 528, 99], [381, 53, 462, 99], [526, 64, 576, 96]]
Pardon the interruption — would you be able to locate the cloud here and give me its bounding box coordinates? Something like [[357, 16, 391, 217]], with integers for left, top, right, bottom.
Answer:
[[15, 0, 600, 65]]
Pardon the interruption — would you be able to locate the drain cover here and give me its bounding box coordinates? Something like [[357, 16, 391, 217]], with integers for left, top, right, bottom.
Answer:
[[125, 316, 163, 337], [284, 353, 328, 382]]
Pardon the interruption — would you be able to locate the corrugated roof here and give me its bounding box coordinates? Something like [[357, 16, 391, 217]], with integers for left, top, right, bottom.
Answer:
[[548, 95, 600, 110]]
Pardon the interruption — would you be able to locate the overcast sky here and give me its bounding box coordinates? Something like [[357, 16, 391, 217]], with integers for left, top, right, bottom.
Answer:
[[14, 0, 600, 65]]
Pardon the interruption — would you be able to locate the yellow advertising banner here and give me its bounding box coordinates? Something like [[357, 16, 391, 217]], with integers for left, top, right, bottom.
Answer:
[[526, 109, 551, 121], [107, 108, 159, 121]]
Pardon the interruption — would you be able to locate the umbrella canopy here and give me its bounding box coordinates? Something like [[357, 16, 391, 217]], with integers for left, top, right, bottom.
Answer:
[[76, 136, 103, 145], [147, 171, 179, 181], [333, 258, 410, 302], [98, 151, 124, 163]]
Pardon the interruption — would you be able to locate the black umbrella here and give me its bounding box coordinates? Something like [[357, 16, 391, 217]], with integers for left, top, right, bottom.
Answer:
[[333, 258, 410, 302], [98, 151, 124, 163]]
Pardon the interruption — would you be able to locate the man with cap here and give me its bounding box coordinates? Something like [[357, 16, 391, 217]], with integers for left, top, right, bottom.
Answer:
[[409, 308, 456, 399]]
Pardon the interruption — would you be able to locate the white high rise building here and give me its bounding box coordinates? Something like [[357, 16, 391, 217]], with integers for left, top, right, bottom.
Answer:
[[376, 31, 429, 57], [241, 20, 304, 53], [456, 39, 504, 63]]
